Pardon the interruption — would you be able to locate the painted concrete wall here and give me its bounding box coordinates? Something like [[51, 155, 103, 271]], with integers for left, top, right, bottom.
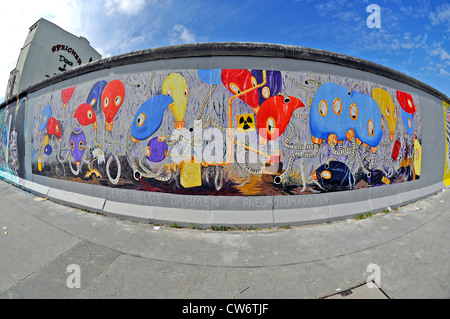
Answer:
[[1, 43, 449, 228]]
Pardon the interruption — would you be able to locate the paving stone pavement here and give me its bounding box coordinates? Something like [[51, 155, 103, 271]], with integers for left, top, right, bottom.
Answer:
[[0, 179, 449, 302]]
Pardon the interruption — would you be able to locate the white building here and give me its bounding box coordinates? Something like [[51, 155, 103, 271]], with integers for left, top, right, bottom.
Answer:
[[5, 18, 101, 100]]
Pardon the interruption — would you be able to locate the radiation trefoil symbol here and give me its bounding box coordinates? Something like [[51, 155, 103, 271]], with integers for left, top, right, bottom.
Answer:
[[237, 114, 256, 133]]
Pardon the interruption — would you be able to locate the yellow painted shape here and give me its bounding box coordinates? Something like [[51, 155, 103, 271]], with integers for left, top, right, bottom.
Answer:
[[372, 88, 397, 136], [42, 135, 49, 151], [443, 101, 450, 185], [414, 138, 422, 176], [162, 73, 188, 126], [180, 158, 202, 188]]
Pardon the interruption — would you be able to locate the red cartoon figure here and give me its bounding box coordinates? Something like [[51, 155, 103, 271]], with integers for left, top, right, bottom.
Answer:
[[46, 117, 62, 142], [101, 79, 125, 131], [74, 103, 98, 130], [257, 94, 305, 142], [221, 69, 260, 113]]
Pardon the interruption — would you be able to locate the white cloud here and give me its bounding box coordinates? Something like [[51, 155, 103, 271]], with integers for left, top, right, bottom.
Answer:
[[169, 24, 196, 45], [430, 44, 450, 61], [429, 3, 450, 25], [105, 0, 147, 16], [0, 0, 170, 102], [440, 68, 450, 76]]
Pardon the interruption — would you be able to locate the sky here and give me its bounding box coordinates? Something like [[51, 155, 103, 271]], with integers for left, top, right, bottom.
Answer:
[[0, 0, 449, 102]]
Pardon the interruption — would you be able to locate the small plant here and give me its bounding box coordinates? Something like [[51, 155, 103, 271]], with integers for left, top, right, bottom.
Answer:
[[355, 212, 373, 220], [210, 225, 233, 231], [280, 224, 291, 229], [169, 223, 181, 228]]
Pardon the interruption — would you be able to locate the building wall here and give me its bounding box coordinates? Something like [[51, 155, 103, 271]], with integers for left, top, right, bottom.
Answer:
[[0, 43, 449, 228], [5, 19, 101, 100]]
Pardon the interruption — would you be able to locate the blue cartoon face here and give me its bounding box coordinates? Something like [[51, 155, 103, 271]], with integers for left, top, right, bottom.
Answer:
[[130, 95, 173, 143], [309, 83, 383, 147], [87, 80, 107, 114], [400, 107, 415, 135], [39, 104, 52, 132]]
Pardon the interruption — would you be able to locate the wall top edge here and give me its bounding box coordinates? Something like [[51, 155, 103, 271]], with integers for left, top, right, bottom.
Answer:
[[2, 42, 449, 107]]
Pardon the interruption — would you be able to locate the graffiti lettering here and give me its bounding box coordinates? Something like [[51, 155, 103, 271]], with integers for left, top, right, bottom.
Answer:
[[51, 44, 82, 65], [243, 197, 272, 209], [105, 187, 128, 201], [170, 194, 220, 209], [131, 190, 163, 205], [59, 55, 73, 66], [273, 195, 328, 208]]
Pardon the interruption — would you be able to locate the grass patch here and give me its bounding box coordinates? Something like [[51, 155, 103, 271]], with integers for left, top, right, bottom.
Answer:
[[355, 212, 373, 220]]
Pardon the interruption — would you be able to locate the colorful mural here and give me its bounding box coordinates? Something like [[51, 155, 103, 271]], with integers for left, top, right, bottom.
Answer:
[[0, 98, 27, 179], [25, 69, 422, 196], [443, 100, 450, 186]]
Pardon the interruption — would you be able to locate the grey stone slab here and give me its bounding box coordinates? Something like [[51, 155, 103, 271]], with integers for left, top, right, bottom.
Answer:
[[152, 206, 211, 228], [369, 194, 402, 212], [418, 182, 445, 199], [273, 206, 330, 226], [327, 188, 370, 205], [0, 193, 80, 293], [209, 209, 273, 228], [328, 200, 372, 221], [69, 192, 105, 213], [23, 180, 49, 197], [3, 241, 121, 299], [46, 188, 74, 206], [398, 188, 422, 206], [75, 251, 379, 299], [102, 200, 153, 223]]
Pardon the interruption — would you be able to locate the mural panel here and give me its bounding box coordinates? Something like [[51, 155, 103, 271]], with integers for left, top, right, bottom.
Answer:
[[27, 69, 422, 196], [443, 100, 450, 186], [0, 98, 27, 178]]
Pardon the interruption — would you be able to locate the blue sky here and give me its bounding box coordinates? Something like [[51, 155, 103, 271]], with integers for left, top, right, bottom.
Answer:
[[1, 0, 449, 102]]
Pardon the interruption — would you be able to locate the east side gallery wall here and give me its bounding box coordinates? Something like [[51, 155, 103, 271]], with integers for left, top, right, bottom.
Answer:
[[1, 43, 449, 228]]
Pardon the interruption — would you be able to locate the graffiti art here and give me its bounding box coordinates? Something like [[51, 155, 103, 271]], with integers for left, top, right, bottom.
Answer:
[[20, 69, 422, 196]]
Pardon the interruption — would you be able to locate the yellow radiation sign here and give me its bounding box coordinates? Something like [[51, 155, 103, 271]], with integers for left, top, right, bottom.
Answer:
[[237, 114, 256, 133]]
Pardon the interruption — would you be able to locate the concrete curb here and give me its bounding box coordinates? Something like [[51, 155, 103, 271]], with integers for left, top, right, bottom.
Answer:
[[0, 172, 444, 229]]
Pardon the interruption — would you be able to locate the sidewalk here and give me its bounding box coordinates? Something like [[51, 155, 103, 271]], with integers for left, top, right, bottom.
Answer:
[[0, 178, 448, 299]]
